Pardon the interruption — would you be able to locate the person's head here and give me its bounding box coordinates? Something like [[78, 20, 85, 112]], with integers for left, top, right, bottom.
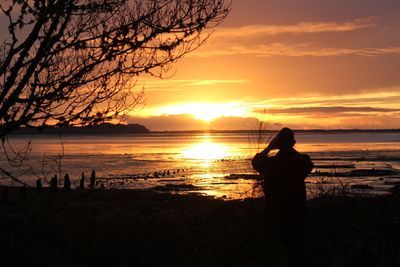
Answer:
[[276, 127, 296, 150]]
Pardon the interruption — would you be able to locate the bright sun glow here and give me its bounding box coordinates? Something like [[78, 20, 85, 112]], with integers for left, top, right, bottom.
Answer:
[[181, 141, 229, 160], [159, 102, 248, 122]]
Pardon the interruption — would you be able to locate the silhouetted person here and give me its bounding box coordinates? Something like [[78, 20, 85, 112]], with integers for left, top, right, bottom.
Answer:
[[90, 170, 96, 189], [79, 172, 85, 190], [50, 175, 58, 191], [64, 173, 71, 190], [36, 178, 42, 190], [252, 127, 313, 264]]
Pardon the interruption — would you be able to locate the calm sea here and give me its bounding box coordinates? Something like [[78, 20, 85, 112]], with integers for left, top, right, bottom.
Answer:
[[2, 131, 400, 199]]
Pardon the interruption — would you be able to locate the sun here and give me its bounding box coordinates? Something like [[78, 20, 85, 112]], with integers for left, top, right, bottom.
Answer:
[[158, 102, 248, 122], [192, 108, 222, 122]]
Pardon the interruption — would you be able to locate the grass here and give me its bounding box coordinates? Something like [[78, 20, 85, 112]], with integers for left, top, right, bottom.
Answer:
[[1, 186, 399, 266]]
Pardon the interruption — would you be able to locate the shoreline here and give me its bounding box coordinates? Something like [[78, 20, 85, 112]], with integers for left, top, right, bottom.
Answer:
[[1, 186, 399, 266], [8, 128, 400, 137]]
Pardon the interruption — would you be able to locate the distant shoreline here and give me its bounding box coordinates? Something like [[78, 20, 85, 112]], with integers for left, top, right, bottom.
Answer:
[[150, 129, 400, 134], [8, 123, 150, 136], [8, 127, 400, 136]]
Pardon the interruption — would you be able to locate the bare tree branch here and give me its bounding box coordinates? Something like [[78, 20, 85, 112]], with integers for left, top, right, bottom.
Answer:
[[0, 0, 230, 137]]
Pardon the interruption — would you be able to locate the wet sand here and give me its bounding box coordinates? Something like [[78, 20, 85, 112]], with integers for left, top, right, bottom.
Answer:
[[1, 186, 399, 266]]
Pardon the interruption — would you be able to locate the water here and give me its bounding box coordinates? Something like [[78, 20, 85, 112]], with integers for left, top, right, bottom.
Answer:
[[1, 131, 400, 199]]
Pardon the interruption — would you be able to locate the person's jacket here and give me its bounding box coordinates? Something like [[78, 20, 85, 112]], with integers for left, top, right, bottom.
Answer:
[[252, 149, 313, 210]]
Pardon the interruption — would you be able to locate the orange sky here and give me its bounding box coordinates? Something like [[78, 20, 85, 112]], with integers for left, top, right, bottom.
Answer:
[[126, 0, 400, 130]]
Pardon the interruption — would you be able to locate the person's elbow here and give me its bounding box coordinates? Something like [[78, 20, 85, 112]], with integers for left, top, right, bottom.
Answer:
[[251, 153, 265, 172]]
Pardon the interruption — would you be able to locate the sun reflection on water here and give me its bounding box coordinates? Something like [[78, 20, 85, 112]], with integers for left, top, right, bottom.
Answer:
[[181, 141, 229, 161]]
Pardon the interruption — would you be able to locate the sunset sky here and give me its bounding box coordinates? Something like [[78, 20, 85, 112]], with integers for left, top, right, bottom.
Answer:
[[128, 0, 400, 131]]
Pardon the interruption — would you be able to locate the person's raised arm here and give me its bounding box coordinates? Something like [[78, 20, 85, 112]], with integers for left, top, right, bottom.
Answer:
[[260, 135, 279, 156]]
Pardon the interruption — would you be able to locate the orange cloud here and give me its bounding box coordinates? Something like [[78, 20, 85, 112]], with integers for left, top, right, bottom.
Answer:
[[213, 17, 377, 38], [253, 106, 400, 115], [190, 17, 400, 58], [193, 43, 400, 57], [127, 114, 259, 131], [251, 90, 400, 107], [137, 79, 250, 91]]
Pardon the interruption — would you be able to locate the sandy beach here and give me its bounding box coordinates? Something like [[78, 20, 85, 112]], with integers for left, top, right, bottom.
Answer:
[[1, 186, 399, 266]]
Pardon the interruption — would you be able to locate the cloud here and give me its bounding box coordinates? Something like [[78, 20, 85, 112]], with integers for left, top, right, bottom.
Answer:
[[128, 114, 206, 131], [213, 17, 377, 39], [194, 43, 400, 58], [129, 89, 400, 130], [183, 80, 249, 86], [191, 17, 400, 58], [339, 115, 400, 129], [253, 106, 400, 115], [137, 79, 250, 91], [209, 116, 260, 130], [128, 114, 260, 131], [128, 108, 400, 131], [247, 90, 400, 108]]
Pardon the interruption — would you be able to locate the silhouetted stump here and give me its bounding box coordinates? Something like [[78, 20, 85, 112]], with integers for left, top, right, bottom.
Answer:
[[50, 175, 58, 191], [90, 170, 96, 189], [36, 178, 42, 190], [1, 187, 8, 203], [64, 173, 71, 190], [390, 184, 400, 197], [351, 184, 374, 190], [79, 173, 85, 190], [20, 185, 27, 200]]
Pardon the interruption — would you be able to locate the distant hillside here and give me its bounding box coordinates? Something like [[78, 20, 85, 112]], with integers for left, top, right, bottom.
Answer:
[[11, 123, 150, 135]]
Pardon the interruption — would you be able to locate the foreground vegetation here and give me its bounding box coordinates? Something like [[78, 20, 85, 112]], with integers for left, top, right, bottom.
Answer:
[[1, 187, 399, 266]]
